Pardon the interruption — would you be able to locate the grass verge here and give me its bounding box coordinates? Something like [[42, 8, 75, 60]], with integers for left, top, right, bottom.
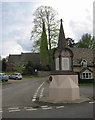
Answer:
[[22, 75, 32, 78], [22, 75, 39, 78]]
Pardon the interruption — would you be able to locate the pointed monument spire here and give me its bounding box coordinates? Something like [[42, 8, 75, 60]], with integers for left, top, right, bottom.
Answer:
[[58, 19, 67, 49]]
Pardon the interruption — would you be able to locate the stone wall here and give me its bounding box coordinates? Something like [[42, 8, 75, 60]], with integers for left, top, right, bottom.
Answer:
[[6, 63, 13, 71], [73, 66, 81, 72], [38, 71, 51, 77]]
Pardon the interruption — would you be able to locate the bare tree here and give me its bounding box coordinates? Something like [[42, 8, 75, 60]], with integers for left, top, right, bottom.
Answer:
[[30, 6, 59, 52]]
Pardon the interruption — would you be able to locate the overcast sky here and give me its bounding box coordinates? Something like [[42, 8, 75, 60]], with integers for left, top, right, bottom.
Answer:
[[0, 0, 94, 58]]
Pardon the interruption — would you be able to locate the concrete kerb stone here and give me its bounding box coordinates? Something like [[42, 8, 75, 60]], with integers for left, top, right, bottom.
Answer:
[[38, 95, 91, 105]]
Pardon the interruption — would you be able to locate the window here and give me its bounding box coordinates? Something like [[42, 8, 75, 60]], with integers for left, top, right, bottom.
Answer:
[[81, 59, 87, 68], [89, 73, 91, 78], [55, 58, 59, 70], [83, 73, 85, 79], [81, 72, 92, 79]]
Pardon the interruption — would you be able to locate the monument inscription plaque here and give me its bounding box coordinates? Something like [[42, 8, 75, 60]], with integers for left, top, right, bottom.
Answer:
[[62, 57, 69, 70]]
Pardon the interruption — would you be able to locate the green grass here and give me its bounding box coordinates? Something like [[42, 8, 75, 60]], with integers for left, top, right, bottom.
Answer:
[[33, 75, 39, 78], [0, 81, 8, 84], [22, 74, 39, 78], [22, 75, 33, 78]]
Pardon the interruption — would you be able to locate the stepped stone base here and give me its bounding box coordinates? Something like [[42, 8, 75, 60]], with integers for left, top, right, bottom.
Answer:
[[39, 95, 90, 104], [49, 75, 80, 102]]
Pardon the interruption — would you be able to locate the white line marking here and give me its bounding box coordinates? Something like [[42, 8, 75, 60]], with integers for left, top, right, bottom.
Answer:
[[32, 81, 45, 102], [40, 88, 44, 98], [41, 105, 48, 108], [8, 107, 19, 110], [25, 108, 37, 111], [32, 99, 36, 102], [89, 101, 95, 104], [56, 106, 64, 109], [42, 107, 52, 110], [24, 107, 37, 111], [0, 111, 3, 113], [9, 109, 20, 112]]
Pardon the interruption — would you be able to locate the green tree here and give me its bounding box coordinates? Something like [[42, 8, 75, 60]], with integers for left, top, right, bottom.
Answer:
[[2, 58, 7, 71], [40, 20, 49, 65], [31, 6, 59, 52], [13, 62, 25, 73], [48, 49, 54, 70], [24, 61, 35, 75], [75, 33, 95, 49]]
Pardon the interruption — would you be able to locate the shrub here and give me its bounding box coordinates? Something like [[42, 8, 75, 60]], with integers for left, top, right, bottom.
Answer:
[[13, 62, 25, 73], [23, 61, 35, 75], [34, 64, 51, 71], [23, 61, 52, 75]]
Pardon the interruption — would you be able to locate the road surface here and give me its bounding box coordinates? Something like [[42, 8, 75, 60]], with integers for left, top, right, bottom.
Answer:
[[1, 77, 94, 119]]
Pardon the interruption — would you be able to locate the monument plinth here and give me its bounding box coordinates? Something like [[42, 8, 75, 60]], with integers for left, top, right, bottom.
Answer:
[[49, 19, 80, 102]]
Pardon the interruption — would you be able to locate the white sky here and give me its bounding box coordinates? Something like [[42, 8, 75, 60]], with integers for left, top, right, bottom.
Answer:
[[0, 0, 95, 58]]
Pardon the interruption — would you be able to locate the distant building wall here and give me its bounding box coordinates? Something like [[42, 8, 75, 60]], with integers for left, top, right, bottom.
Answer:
[[73, 66, 81, 72], [6, 63, 13, 71]]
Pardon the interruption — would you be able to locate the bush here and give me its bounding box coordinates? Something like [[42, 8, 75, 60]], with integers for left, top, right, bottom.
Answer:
[[13, 62, 25, 73], [23, 61, 35, 75], [23, 62, 52, 75], [35, 64, 51, 71], [23, 61, 52, 75]]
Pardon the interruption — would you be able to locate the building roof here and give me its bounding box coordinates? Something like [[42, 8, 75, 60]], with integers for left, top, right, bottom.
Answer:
[[80, 67, 93, 73], [7, 48, 95, 67], [8, 54, 21, 63], [8, 53, 40, 65], [70, 48, 94, 66], [20, 53, 40, 64]]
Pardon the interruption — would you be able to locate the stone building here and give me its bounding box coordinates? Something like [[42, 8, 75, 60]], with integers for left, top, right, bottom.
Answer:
[[6, 53, 40, 71], [70, 48, 95, 80]]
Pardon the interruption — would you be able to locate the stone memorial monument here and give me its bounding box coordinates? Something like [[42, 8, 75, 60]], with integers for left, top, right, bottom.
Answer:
[[49, 19, 80, 102]]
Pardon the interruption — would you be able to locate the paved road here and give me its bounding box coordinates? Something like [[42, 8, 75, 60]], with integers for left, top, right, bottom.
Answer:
[[2, 102, 93, 118], [2, 77, 47, 108], [1, 77, 95, 119]]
